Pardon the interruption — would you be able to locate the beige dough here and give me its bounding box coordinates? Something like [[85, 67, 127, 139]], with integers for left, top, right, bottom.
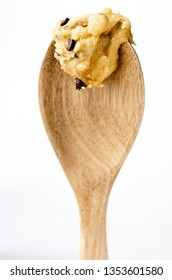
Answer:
[[52, 8, 134, 89]]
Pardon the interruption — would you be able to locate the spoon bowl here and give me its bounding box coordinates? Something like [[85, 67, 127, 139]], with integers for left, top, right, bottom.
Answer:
[[39, 41, 144, 259]]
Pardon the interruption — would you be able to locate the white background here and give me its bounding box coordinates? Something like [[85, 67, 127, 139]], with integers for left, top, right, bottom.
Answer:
[[0, 0, 172, 260]]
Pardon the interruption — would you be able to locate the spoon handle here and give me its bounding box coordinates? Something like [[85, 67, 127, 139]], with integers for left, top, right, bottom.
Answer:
[[79, 201, 108, 259]]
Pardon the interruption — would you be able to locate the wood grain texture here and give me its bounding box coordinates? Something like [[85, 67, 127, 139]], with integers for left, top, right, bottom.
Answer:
[[39, 41, 145, 260]]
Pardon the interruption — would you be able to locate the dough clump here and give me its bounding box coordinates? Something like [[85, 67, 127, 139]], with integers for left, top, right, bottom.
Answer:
[[53, 8, 134, 89]]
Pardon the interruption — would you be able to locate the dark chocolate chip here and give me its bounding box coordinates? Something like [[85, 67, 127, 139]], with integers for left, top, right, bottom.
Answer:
[[75, 78, 86, 91], [66, 39, 76, 51], [60, 18, 70, 26]]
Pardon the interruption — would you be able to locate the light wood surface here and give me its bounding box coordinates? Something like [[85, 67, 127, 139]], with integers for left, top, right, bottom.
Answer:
[[39, 41, 145, 260]]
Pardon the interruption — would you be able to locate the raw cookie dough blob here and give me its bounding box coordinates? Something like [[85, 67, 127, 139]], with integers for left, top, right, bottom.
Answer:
[[53, 8, 134, 88]]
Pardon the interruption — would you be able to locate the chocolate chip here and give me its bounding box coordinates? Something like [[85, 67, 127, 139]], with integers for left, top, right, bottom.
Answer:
[[66, 39, 76, 51], [75, 78, 86, 91], [60, 18, 70, 26]]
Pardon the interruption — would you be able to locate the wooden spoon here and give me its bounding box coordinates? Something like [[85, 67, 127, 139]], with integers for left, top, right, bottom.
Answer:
[[39, 41, 144, 260]]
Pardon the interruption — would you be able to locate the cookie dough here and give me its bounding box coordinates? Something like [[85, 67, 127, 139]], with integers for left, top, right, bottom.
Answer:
[[52, 8, 134, 89]]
